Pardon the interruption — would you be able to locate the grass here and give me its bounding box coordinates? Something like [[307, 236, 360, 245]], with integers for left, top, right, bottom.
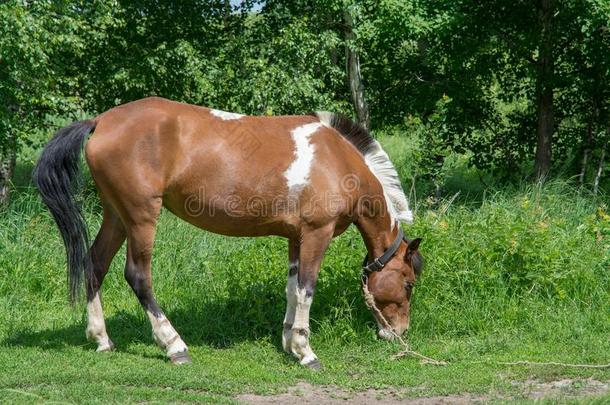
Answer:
[[0, 136, 609, 403]]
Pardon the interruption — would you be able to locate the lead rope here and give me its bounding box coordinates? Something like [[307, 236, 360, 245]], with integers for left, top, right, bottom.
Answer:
[[361, 277, 610, 369], [361, 277, 448, 366]]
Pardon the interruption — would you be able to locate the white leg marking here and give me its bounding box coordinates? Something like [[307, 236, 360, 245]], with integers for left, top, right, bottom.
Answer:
[[209, 109, 245, 120], [284, 122, 322, 190], [146, 311, 188, 356], [86, 292, 114, 352], [290, 287, 317, 365], [282, 269, 298, 353]]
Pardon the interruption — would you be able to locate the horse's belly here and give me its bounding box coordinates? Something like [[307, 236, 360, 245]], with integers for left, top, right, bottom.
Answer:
[[163, 189, 298, 238]]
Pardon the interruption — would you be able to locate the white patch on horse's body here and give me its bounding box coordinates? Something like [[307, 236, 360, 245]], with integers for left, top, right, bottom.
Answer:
[[290, 287, 317, 365], [315, 112, 413, 225], [146, 311, 188, 356], [284, 122, 322, 190], [86, 293, 114, 352], [209, 109, 245, 120]]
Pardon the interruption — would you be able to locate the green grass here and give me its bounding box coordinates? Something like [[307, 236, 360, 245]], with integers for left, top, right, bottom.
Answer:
[[0, 138, 609, 403]]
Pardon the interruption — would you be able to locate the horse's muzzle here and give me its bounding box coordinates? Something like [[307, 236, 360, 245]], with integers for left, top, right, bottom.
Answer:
[[378, 321, 409, 341], [378, 328, 395, 341]]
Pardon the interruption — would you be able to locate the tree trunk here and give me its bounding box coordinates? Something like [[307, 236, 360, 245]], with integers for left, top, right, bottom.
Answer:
[[344, 6, 370, 130], [0, 132, 16, 205], [579, 113, 596, 186], [223, 0, 231, 30], [593, 141, 607, 195], [533, 0, 555, 181]]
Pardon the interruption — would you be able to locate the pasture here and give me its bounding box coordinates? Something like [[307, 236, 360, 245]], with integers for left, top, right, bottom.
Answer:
[[0, 136, 609, 403]]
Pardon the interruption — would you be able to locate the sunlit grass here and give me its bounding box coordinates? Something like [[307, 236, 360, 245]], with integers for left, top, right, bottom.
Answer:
[[0, 138, 609, 403]]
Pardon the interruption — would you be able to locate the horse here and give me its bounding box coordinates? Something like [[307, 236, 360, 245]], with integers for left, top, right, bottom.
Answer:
[[33, 97, 423, 368]]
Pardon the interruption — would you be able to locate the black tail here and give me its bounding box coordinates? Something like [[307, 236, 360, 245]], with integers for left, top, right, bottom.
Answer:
[[33, 120, 97, 303]]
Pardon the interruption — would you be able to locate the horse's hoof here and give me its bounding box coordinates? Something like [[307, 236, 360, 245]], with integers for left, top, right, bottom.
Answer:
[[303, 358, 322, 370], [170, 350, 192, 365], [96, 340, 114, 352]]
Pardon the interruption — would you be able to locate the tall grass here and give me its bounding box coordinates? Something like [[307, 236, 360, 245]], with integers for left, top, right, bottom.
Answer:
[[0, 137, 609, 401], [1, 175, 608, 347]]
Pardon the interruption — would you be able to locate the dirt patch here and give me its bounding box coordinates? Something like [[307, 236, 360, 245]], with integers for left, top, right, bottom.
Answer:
[[236, 379, 609, 404], [236, 382, 484, 404], [517, 377, 609, 401]]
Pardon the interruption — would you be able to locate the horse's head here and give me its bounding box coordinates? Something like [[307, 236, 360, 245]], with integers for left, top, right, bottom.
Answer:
[[362, 237, 423, 340]]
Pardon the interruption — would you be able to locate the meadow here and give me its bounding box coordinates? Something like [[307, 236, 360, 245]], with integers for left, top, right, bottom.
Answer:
[[0, 135, 609, 403]]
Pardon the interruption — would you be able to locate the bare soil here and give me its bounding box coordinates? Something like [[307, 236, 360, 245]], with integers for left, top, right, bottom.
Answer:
[[236, 378, 609, 404]]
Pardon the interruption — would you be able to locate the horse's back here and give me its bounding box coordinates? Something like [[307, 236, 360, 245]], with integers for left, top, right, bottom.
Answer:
[[85, 97, 374, 236]]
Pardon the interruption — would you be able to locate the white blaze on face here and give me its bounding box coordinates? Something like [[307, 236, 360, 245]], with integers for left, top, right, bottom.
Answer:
[[86, 292, 113, 351], [284, 123, 322, 190], [209, 109, 245, 120], [146, 311, 188, 356]]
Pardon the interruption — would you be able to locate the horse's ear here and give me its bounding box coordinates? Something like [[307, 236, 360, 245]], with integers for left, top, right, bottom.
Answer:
[[407, 238, 422, 253], [408, 238, 424, 276]]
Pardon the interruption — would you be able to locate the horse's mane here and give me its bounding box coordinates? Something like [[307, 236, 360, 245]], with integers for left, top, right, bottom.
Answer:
[[315, 112, 413, 225]]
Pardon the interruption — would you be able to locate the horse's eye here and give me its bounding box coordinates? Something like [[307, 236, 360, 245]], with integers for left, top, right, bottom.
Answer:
[[404, 282, 414, 299]]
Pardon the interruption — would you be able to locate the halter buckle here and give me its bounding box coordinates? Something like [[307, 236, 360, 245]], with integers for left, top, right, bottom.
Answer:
[[366, 258, 383, 272]]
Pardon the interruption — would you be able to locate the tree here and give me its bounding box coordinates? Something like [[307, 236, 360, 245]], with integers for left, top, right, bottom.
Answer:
[[0, 1, 83, 204], [533, 0, 555, 180], [344, 3, 370, 129], [2, 0, 609, 200], [399, 0, 609, 182]]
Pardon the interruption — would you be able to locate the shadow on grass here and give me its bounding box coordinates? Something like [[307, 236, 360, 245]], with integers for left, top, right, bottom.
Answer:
[[1, 275, 372, 361], [2, 302, 281, 352]]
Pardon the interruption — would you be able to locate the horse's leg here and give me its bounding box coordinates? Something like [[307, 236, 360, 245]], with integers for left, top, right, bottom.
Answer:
[[288, 224, 334, 369], [86, 207, 126, 352], [282, 239, 299, 353], [123, 213, 191, 364]]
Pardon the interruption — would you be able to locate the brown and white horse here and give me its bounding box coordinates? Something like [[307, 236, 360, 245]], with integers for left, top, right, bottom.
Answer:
[[33, 97, 423, 368]]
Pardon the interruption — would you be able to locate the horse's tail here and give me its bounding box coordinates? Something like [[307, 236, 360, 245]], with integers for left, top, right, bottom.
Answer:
[[33, 120, 97, 303]]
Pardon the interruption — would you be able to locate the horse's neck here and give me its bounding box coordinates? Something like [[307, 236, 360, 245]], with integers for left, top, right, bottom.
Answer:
[[355, 213, 397, 259]]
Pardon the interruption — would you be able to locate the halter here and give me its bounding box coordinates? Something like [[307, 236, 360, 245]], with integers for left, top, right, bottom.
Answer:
[[362, 227, 406, 273], [361, 227, 416, 289]]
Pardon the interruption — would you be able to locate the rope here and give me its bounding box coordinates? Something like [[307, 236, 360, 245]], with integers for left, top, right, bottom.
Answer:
[[495, 361, 610, 369], [360, 277, 609, 369], [361, 277, 447, 366]]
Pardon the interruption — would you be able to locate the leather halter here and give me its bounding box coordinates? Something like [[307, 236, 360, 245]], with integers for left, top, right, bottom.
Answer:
[[362, 227, 407, 274], [361, 227, 416, 291]]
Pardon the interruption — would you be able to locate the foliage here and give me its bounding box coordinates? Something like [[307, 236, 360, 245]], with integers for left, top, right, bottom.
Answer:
[[1, 0, 609, 195], [0, 1, 86, 202], [404, 95, 454, 195]]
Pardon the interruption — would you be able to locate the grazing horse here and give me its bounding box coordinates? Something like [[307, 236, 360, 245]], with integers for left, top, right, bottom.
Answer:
[[33, 97, 423, 368]]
